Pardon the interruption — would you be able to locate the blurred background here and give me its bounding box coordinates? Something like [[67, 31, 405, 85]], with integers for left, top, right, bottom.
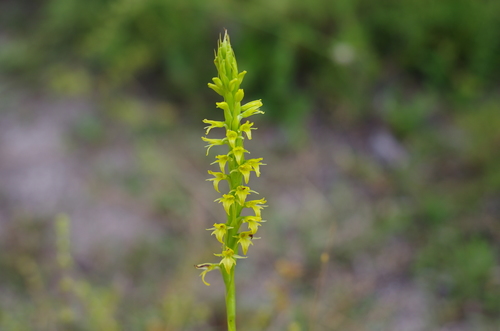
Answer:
[[1, 0, 500, 330]]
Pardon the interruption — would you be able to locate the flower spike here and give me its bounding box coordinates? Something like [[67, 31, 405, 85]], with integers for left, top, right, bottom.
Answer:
[[198, 32, 268, 305]]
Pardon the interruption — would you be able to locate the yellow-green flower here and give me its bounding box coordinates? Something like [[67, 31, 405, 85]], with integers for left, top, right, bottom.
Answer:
[[240, 100, 264, 119], [235, 185, 258, 205], [195, 263, 219, 286], [242, 216, 266, 234], [235, 231, 260, 255], [246, 158, 266, 177], [201, 137, 226, 155], [207, 170, 228, 192], [244, 198, 268, 217], [226, 130, 239, 148], [214, 248, 246, 273], [206, 223, 233, 243], [211, 155, 230, 173], [230, 146, 249, 164], [215, 194, 235, 215], [203, 119, 225, 135], [237, 163, 253, 184], [240, 121, 256, 140], [241, 99, 262, 112]]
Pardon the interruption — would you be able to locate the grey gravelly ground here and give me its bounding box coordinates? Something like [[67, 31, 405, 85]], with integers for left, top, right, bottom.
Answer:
[[0, 90, 154, 261]]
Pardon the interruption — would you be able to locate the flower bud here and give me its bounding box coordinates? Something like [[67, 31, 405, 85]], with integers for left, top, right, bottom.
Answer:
[[208, 83, 223, 96], [216, 102, 230, 112], [241, 100, 263, 112], [234, 89, 244, 103], [237, 71, 247, 85], [228, 78, 239, 93], [212, 77, 223, 88]]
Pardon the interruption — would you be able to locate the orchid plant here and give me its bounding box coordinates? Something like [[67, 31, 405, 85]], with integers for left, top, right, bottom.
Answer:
[[195, 31, 267, 331]]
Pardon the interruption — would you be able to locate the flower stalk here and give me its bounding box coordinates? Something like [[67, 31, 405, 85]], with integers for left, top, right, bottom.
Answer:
[[196, 31, 267, 331]]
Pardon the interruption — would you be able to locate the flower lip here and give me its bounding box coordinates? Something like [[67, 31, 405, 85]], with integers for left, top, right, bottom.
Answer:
[[195, 263, 220, 286]]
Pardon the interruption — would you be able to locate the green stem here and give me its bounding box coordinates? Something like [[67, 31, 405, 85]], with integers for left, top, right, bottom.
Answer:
[[223, 141, 241, 331], [222, 268, 237, 331]]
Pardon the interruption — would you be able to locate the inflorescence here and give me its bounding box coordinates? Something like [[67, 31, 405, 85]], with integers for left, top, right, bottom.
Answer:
[[196, 31, 267, 286]]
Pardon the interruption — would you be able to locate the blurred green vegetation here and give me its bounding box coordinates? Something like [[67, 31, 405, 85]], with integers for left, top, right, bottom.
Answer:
[[1, 0, 500, 330], [2, 0, 499, 124]]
